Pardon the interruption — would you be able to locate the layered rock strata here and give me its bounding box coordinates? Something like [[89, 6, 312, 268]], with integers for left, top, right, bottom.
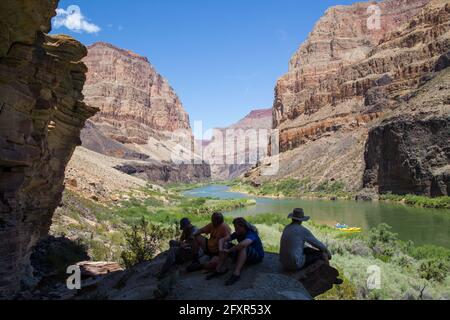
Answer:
[[248, 0, 449, 193], [78, 42, 211, 184], [0, 0, 96, 298]]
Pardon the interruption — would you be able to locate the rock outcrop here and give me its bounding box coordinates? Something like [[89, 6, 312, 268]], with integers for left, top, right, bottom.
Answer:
[[114, 161, 212, 185], [28, 252, 341, 300], [364, 117, 449, 196], [81, 42, 193, 159], [0, 0, 96, 298], [247, 0, 450, 192]]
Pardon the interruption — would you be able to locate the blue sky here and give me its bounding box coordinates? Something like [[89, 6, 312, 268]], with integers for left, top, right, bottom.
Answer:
[[52, 0, 359, 134]]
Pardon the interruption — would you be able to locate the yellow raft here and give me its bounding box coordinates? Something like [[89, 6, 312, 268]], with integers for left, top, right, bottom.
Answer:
[[340, 227, 362, 233]]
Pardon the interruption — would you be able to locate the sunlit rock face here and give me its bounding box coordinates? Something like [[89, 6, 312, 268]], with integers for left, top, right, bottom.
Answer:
[[201, 109, 273, 181], [274, 0, 432, 130], [245, 0, 449, 192], [83, 42, 191, 135], [81, 42, 193, 157], [79, 42, 211, 184], [0, 0, 97, 298]]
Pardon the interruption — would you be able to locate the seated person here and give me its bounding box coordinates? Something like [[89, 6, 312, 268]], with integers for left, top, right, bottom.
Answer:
[[280, 208, 332, 272], [159, 218, 199, 277], [187, 212, 231, 272], [207, 217, 265, 286]]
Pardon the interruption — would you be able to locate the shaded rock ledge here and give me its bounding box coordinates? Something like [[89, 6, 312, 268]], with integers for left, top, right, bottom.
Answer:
[[32, 253, 341, 300]]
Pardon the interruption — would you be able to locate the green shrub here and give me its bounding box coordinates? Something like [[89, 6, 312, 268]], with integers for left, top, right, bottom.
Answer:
[[407, 245, 450, 262], [380, 194, 450, 209], [121, 218, 180, 268], [317, 270, 358, 300], [316, 181, 345, 193], [419, 259, 449, 283], [368, 224, 399, 258], [88, 239, 111, 261]]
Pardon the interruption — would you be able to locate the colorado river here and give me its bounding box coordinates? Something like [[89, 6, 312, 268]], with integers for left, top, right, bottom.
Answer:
[[185, 185, 450, 248]]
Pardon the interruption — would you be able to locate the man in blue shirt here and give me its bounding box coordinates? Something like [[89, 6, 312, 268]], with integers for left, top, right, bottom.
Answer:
[[207, 217, 265, 286]]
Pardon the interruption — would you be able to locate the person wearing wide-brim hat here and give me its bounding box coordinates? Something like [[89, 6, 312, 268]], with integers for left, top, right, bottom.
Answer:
[[287, 208, 311, 222], [280, 208, 332, 272]]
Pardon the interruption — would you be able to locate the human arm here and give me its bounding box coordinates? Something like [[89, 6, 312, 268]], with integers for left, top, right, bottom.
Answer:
[[227, 239, 253, 253], [192, 224, 211, 237], [305, 229, 331, 258], [226, 232, 255, 253], [218, 235, 232, 252]]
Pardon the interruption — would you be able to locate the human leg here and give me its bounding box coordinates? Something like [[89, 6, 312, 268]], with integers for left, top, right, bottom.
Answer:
[[232, 247, 247, 277]]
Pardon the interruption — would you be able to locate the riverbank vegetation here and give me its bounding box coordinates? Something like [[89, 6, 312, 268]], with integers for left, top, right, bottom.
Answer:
[[380, 194, 450, 210], [228, 179, 450, 210], [51, 185, 450, 300], [228, 178, 352, 200], [51, 186, 256, 263]]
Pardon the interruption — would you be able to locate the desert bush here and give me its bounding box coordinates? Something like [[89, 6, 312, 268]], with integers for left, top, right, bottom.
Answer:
[[88, 239, 111, 261], [345, 239, 372, 257], [368, 224, 399, 258], [318, 269, 358, 300], [407, 244, 450, 262], [254, 223, 283, 253], [121, 218, 180, 268], [391, 253, 416, 269], [315, 181, 345, 193], [418, 259, 449, 283]]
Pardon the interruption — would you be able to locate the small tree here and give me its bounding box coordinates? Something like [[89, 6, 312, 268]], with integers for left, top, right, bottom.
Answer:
[[419, 259, 449, 283], [121, 217, 173, 268]]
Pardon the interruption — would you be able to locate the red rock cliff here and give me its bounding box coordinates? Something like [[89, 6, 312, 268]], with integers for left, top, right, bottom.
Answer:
[[83, 42, 191, 134]]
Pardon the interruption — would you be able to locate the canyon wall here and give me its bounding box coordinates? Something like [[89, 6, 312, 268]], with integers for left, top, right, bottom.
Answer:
[[81, 42, 193, 161], [83, 42, 191, 136], [202, 109, 272, 180], [0, 0, 97, 298], [364, 117, 449, 197], [247, 0, 449, 193], [72, 42, 210, 186], [363, 64, 450, 197], [274, 0, 431, 130]]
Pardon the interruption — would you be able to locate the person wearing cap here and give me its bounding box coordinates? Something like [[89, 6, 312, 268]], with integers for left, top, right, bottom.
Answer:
[[159, 218, 199, 277], [280, 208, 332, 271]]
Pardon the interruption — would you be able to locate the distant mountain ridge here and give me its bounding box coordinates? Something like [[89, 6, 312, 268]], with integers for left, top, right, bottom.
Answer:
[[201, 108, 273, 181]]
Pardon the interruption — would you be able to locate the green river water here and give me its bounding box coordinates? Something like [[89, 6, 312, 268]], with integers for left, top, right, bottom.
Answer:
[[185, 185, 450, 248]]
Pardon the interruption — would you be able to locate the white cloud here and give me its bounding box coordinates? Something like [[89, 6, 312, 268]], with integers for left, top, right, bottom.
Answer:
[[53, 5, 101, 34]]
